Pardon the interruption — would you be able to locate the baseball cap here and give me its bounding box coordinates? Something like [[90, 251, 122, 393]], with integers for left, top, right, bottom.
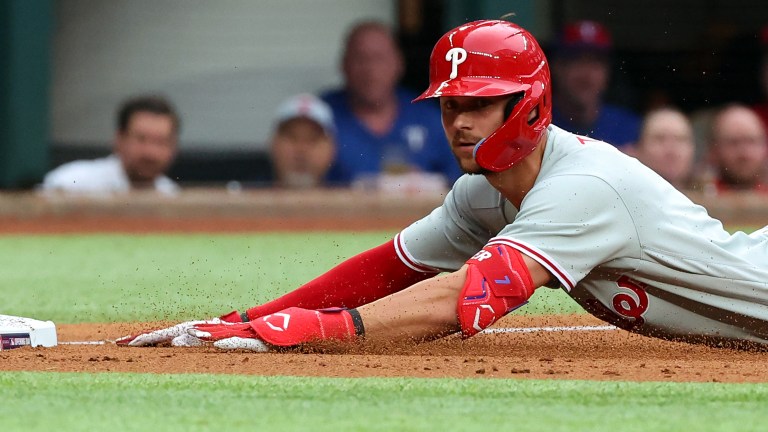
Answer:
[[554, 20, 612, 57], [274, 93, 335, 136]]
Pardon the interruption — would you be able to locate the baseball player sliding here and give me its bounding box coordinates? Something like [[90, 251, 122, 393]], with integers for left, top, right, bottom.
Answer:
[[119, 20, 768, 351]]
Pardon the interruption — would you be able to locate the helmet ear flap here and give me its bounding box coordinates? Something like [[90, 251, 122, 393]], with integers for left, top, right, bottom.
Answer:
[[474, 85, 551, 172]]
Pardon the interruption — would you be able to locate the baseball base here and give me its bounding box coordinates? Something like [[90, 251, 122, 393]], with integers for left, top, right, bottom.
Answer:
[[0, 314, 57, 350]]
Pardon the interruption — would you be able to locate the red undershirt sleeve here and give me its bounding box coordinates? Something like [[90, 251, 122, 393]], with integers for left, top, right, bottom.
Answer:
[[244, 239, 437, 320]]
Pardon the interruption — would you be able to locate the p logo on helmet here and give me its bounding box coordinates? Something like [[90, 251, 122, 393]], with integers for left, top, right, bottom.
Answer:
[[445, 47, 467, 79]]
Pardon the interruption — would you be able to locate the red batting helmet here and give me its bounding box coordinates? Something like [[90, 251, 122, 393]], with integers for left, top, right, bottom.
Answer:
[[414, 20, 552, 172]]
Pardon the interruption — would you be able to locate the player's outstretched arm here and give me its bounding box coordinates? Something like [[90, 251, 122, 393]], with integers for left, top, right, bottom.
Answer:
[[187, 244, 552, 351], [187, 269, 466, 351]]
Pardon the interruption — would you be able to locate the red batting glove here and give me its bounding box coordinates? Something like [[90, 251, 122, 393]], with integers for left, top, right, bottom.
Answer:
[[188, 307, 360, 350]]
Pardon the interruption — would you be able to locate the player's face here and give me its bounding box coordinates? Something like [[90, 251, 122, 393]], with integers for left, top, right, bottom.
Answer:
[[271, 118, 335, 188], [440, 95, 509, 174], [115, 112, 177, 185]]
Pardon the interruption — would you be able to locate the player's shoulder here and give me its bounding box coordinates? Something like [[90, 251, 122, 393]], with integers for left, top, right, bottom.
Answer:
[[547, 124, 620, 154], [542, 126, 674, 206], [545, 126, 647, 184]]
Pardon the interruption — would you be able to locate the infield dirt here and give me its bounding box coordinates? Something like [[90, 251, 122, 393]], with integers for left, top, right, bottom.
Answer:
[[2, 314, 766, 383]]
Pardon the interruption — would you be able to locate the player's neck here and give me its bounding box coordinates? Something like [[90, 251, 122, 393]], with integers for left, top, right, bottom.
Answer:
[[484, 133, 548, 209]]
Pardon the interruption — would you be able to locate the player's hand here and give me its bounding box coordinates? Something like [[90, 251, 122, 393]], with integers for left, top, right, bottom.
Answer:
[[115, 310, 244, 347], [186, 321, 271, 352]]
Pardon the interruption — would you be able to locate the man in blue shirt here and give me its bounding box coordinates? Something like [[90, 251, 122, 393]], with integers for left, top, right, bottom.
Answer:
[[550, 21, 641, 149], [321, 21, 462, 187]]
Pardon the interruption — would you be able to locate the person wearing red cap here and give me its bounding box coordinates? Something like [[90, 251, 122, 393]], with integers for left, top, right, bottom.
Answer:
[[118, 20, 768, 352], [550, 20, 641, 149]]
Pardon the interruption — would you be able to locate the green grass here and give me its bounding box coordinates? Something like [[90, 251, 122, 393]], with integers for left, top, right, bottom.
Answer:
[[1, 371, 767, 432], [0, 232, 581, 323]]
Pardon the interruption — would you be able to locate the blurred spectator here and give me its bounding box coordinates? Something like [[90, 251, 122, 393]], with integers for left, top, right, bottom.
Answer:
[[707, 104, 768, 193], [634, 107, 696, 190], [321, 20, 461, 189], [42, 95, 179, 195], [550, 20, 641, 149], [752, 25, 768, 129], [268, 94, 336, 189]]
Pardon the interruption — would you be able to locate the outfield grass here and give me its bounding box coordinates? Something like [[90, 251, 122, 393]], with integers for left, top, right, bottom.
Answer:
[[2, 371, 768, 432], [1, 232, 582, 323]]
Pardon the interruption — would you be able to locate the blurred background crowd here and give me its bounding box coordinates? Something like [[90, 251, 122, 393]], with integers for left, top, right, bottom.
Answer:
[[2, 0, 768, 197]]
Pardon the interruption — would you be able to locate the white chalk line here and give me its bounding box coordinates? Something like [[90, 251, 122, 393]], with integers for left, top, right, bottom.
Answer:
[[60, 341, 106, 345], [481, 324, 618, 334], [58, 325, 618, 345]]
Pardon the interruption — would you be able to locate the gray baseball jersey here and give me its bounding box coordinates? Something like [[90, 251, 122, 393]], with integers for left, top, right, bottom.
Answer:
[[396, 124, 768, 347]]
